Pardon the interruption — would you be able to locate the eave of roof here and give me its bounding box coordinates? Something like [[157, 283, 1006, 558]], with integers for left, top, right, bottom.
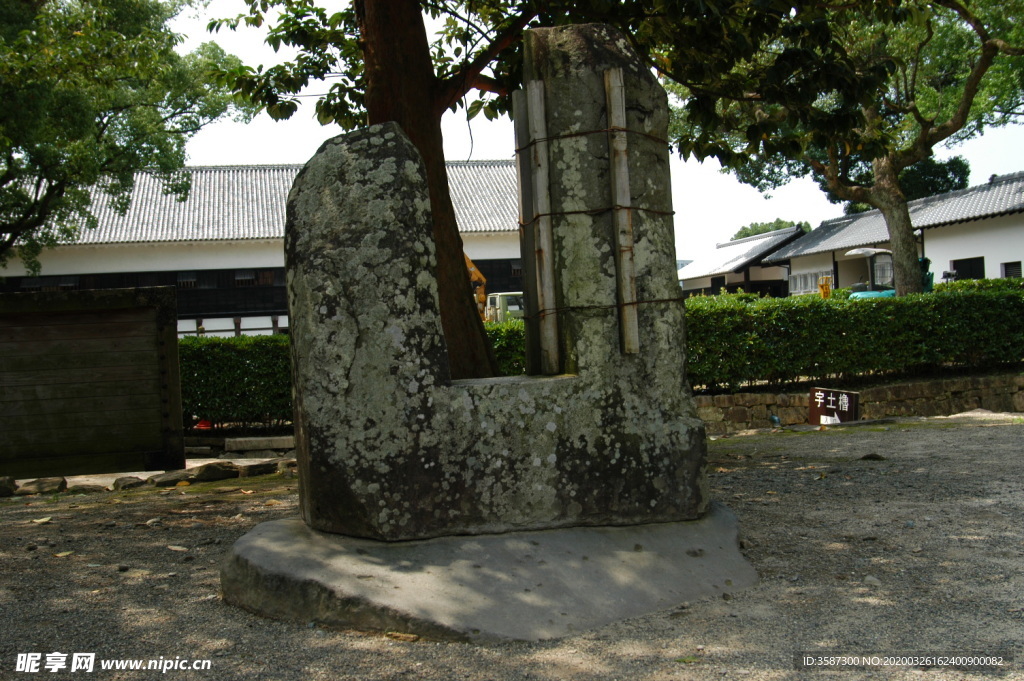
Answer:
[[76, 160, 519, 246], [678, 226, 803, 280], [765, 170, 1024, 263]]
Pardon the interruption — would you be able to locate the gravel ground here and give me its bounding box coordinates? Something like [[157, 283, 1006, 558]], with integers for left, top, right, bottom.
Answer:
[[2, 410, 1022, 680]]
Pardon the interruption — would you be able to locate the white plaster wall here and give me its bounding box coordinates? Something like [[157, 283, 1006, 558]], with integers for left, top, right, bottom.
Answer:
[[2, 240, 285, 276], [462, 232, 520, 260], [177, 315, 289, 337], [922, 214, 1024, 279], [4, 233, 522, 278], [745, 265, 790, 282], [682, 265, 789, 291], [787, 252, 835, 294], [790, 252, 833, 277], [681, 276, 711, 291]]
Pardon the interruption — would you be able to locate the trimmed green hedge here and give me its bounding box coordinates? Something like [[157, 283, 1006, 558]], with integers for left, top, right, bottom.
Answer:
[[178, 335, 292, 427], [933, 277, 1024, 293], [177, 323, 527, 427], [177, 289, 1024, 424], [487, 320, 527, 376], [685, 288, 1024, 391]]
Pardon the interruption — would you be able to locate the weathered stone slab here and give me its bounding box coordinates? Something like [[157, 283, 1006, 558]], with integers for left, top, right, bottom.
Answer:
[[147, 470, 195, 487], [15, 477, 66, 495], [286, 68, 705, 538], [225, 436, 295, 452], [221, 503, 755, 642], [288, 143, 704, 536], [112, 476, 146, 491], [191, 461, 240, 482], [238, 462, 279, 478], [65, 484, 108, 495], [0, 476, 17, 497]]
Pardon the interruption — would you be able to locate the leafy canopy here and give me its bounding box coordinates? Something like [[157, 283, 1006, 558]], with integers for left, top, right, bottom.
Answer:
[[667, 1, 1024, 196], [0, 0, 254, 274], [210, 1, 908, 135], [666, 0, 1024, 294], [731, 218, 810, 241], [819, 156, 971, 214]]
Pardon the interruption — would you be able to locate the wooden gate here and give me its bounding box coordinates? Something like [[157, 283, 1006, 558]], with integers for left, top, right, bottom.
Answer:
[[0, 287, 184, 479]]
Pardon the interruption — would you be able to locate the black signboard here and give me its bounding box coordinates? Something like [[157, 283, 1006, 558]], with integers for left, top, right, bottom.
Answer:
[[809, 388, 860, 425]]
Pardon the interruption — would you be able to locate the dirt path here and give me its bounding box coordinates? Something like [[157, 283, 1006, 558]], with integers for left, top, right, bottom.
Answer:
[[1, 411, 1021, 680]]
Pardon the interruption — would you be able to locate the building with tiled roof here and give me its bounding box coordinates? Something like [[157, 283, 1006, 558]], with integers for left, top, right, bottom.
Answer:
[[678, 226, 804, 296], [764, 171, 1024, 295], [0, 162, 522, 335]]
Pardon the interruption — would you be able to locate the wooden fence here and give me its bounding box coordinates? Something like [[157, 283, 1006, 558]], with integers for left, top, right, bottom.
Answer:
[[0, 287, 184, 479]]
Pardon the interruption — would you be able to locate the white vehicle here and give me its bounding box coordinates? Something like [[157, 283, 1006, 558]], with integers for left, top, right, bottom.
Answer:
[[484, 292, 525, 323]]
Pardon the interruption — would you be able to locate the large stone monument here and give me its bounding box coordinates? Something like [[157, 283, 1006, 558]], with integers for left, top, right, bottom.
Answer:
[[286, 23, 706, 541], [222, 24, 755, 641]]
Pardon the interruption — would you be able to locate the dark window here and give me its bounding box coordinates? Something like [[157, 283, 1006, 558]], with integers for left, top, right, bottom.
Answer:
[[1002, 261, 1022, 278], [178, 271, 198, 289], [235, 269, 257, 287], [710, 275, 726, 290], [472, 258, 523, 293], [951, 257, 985, 280], [198, 271, 219, 289], [139, 272, 161, 287]]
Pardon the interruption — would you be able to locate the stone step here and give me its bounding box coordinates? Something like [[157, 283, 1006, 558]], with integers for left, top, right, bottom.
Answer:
[[224, 436, 295, 452]]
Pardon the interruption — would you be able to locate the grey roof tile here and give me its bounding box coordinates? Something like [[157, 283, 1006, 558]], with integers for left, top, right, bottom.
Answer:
[[766, 171, 1024, 262], [446, 160, 521, 233], [678, 226, 804, 280], [78, 160, 518, 245]]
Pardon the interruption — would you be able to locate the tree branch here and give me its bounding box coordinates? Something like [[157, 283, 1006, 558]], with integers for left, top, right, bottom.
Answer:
[[434, 9, 537, 115]]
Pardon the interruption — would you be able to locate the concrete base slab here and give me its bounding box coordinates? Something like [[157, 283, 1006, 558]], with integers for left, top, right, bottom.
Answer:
[[220, 502, 757, 642]]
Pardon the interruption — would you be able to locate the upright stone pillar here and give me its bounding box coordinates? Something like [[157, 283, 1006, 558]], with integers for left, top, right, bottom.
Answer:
[[515, 24, 681, 380]]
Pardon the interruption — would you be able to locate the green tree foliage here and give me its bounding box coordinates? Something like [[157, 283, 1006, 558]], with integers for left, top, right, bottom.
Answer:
[[818, 156, 971, 214], [731, 218, 810, 241], [209, 0, 900, 378], [0, 0, 253, 274], [668, 1, 1024, 296]]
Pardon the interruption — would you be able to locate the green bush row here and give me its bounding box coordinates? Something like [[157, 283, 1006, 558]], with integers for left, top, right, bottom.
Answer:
[[177, 322, 528, 428], [176, 288, 1024, 424], [685, 288, 1024, 391], [178, 335, 292, 427], [487, 320, 527, 376], [933, 277, 1024, 293]]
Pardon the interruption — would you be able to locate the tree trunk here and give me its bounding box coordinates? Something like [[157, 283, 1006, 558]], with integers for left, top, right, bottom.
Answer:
[[871, 156, 923, 296], [355, 0, 498, 379]]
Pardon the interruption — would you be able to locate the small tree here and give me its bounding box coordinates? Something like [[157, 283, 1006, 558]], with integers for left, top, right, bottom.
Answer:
[[731, 218, 810, 241], [668, 1, 1024, 295], [213, 0, 908, 375], [0, 0, 253, 274]]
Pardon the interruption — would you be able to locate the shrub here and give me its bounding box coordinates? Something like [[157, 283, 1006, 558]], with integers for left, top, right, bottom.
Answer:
[[178, 335, 292, 427], [684, 289, 1024, 391], [933, 277, 1024, 293], [485, 319, 527, 376], [175, 289, 1024, 423]]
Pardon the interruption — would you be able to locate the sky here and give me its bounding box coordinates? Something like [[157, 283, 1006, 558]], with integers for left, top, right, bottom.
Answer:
[[171, 1, 1024, 262]]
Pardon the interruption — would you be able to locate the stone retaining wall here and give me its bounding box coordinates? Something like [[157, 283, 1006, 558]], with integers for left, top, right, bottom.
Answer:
[[695, 372, 1024, 435]]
